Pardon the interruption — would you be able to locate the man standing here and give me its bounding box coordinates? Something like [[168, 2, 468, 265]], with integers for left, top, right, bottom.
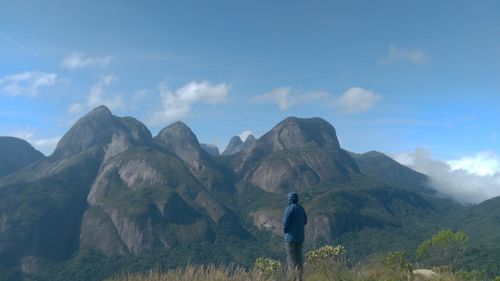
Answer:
[[282, 192, 307, 281]]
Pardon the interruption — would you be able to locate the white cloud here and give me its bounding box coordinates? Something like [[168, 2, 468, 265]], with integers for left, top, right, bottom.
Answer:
[[9, 130, 60, 156], [150, 80, 229, 125], [393, 149, 500, 204], [60, 51, 112, 70], [238, 130, 253, 141], [68, 75, 124, 115], [251, 87, 328, 110], [448, 151, 500, 176], [0, 71, 58, 96], [380, 45, 427, 65], [333, 87, 381, 113]]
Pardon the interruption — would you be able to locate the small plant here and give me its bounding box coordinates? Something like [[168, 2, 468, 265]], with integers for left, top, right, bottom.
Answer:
[[306, 245, 347, 280], [254, 257, 281, 276], [417, 229, 468, 271], [382, 251, 413, 274], [456, 269, 486, 281]]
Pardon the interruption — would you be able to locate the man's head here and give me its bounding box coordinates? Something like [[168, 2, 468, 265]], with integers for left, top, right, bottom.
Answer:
[[288, 192, 299, 204]]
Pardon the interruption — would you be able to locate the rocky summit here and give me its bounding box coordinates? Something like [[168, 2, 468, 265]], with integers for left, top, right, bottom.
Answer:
[[0, 106, 499, 281]]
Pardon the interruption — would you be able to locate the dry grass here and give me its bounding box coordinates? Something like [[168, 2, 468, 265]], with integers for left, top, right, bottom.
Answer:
[[106, 264, 472, 281], [103, 266, 465, 281], [106, 265, 297, 281]]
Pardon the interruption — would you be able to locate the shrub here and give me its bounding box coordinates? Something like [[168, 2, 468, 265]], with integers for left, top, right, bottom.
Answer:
[[254, 257, 281, 276], [417, 229, 468, 271], [306, 245, 348, 280]]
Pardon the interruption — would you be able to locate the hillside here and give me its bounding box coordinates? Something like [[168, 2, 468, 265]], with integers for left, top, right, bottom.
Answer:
[[0, 137, 45, 178]]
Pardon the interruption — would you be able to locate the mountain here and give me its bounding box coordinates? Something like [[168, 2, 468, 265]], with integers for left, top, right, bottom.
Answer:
[[350, 151, 433, 193], [200, 143, 220, 156], [222, 136, 242, 156], [154, 121, 233, 192], [0, 137, 44, 178], [233, 117, 359, 193], [0, 105, 159, 268], [0, 107, 498, 280], [222, 135, 256, 156], [0, 108, 258, 280], [53, 105, 153, 159], [451, 196, 500, 272]]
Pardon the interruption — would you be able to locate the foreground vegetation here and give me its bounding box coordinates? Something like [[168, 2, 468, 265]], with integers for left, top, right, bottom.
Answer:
[[108, 230, 500, 281], [106, 262, 499, 281]]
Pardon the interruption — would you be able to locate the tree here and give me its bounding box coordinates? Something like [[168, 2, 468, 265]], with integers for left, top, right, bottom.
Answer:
[[417, 229, 468, 271]]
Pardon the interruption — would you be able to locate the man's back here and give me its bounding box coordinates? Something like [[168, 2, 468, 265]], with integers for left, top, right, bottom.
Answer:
[[282, 193, 307, 243]]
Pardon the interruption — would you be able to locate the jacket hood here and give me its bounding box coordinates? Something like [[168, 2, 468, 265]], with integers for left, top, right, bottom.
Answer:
[[288, 192, 299, 204]]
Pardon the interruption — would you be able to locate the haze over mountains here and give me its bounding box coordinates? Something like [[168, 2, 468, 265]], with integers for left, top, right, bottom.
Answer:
[[0, 106, 499, 280]]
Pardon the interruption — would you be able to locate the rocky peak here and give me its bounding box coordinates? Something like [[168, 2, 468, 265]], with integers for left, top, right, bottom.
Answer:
[[222, 135, 257, 156], [154, 121, 207, 170], [222, 136, 243, 156], [53, 106, 153, 158], [155, 121, 201, 152], [241, 135, 257, 152], [256, 117, 340, 153], [244, 135, 256, 143]]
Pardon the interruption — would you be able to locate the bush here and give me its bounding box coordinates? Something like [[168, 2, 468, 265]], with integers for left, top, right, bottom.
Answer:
[[306, 245, 348, 280], [417, 229, 468, 271], [254, 257, 281, 277]]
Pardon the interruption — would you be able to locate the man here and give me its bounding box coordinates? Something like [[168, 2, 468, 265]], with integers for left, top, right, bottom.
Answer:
[[282, 192, 307, 281]]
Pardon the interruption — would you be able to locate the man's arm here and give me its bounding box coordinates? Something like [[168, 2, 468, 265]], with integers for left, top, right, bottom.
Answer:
[[282, 206, 293, 233], [304, 209, 308, 225]]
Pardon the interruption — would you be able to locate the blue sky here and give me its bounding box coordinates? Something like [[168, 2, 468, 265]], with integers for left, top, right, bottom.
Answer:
[[2, 1, 500, 201]]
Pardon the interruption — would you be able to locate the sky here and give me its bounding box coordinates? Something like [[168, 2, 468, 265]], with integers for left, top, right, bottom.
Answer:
[[1, 0, 500, 203]]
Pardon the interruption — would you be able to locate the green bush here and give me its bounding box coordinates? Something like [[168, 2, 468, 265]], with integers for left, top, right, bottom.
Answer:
[[417, 229, 468, 271], [254, 257, 281, 276]]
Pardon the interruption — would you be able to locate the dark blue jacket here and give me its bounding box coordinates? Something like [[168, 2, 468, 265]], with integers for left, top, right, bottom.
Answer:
[[282, 192, 307, 243]]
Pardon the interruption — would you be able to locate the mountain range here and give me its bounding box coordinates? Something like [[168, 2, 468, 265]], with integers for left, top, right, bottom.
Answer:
[[0, 106, 499, 280]]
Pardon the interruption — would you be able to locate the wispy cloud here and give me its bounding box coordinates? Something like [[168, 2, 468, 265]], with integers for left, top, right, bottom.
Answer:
[[379, 45, 427, 65], [393, 149, 500, 204], [332, 87, 381, 113], [251, 87, 328, 110], [150, 80, 229, 125], [68, 75, 124, 114], [60, 51, 112, 70], [0, 71, 58, 96]]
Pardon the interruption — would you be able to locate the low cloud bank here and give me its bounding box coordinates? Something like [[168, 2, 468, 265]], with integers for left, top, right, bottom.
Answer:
[[393, 149, 500, 204]]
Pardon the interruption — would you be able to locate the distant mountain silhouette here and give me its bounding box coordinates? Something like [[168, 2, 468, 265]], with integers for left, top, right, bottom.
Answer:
[[0, 136, 44, 178]]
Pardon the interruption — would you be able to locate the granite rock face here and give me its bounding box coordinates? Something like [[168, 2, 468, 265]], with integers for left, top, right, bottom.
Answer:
[[222, 136, 243, 156], [237, 117, 359, 193], [222, 135, 256, 156], [53, 105, 153, 159]]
